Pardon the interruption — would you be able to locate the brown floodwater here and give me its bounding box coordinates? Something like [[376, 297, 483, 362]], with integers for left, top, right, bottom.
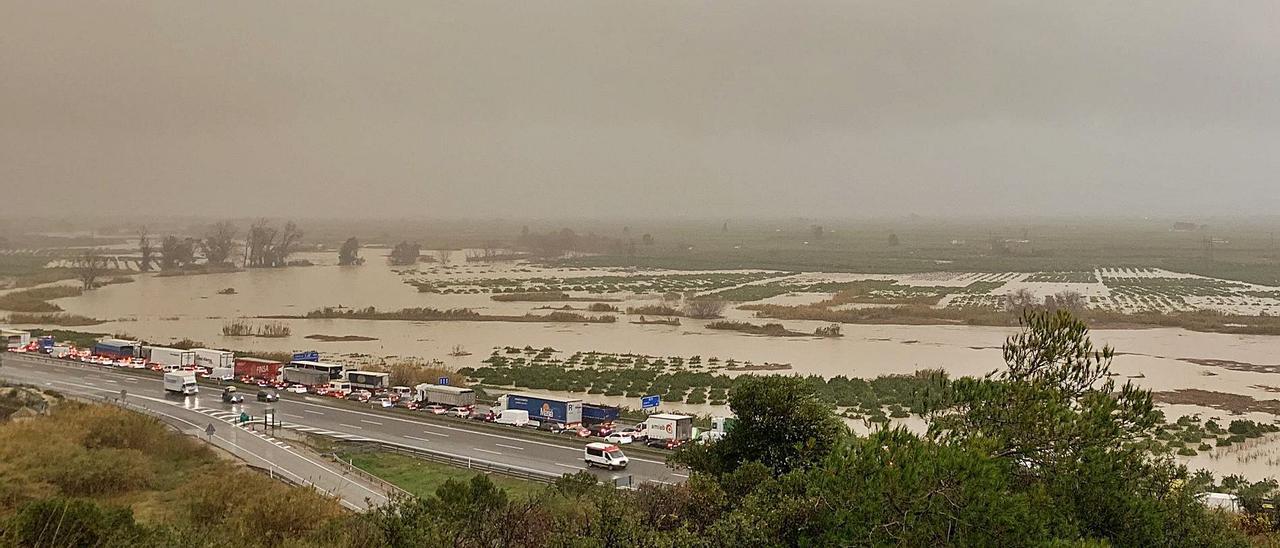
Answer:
[[27, 251, 1280, 479]]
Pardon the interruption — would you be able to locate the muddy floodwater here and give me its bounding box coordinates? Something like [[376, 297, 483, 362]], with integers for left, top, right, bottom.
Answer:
[[32, 251, 1280, 479]]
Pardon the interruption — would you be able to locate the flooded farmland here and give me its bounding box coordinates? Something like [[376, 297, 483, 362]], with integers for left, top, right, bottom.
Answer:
[[26, 251, 1280, 479]]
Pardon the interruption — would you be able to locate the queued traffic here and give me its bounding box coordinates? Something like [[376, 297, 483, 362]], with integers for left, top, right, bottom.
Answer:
[[2, 329, 737, 468]]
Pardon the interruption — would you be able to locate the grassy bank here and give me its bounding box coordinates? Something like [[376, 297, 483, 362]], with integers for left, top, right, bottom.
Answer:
[[705, 320, 809, 337], [0, 392, 346, 546], [0, 285, 82, 312], [5, 312, 102, 326], [338, 449, 542, 500]]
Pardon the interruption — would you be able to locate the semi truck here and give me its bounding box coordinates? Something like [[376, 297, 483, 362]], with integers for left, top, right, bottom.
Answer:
[[234, 357, 283, 381], [640, 413, 694, 448], [282, 367, 331, 386], [92, 338, 139, 360], [582, 403, 621, 425], [146, 346, 196, 370], [414, 383, 476, 407], [1, 329, 30, 350], [700, 416, 738, 443], [163, 371, 198, 395], [498, 393, 582, 426]]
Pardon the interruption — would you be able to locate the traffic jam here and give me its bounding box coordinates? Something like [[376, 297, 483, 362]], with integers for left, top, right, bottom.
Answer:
[[3, 329, 736, 470]]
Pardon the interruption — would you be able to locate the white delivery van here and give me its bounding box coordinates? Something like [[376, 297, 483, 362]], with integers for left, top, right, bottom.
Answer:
[[584, 442, 629, 470], [163, 371, 198, 396], [494, 409, 531, 427]]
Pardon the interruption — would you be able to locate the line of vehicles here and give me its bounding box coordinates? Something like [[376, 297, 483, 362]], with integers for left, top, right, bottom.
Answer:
[[8, 331, 739, 467]]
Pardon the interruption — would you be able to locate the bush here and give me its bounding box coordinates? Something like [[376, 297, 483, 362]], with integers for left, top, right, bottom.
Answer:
[[3, 498, 146, 547]]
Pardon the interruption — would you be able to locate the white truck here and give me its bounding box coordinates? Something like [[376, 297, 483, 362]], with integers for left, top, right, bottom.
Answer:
[[147, 346, 196, 371], [193, 348, 235, 379], [699, 416, 738, 443], [163, 371, 198, 396], [641, 413, 694, 448]]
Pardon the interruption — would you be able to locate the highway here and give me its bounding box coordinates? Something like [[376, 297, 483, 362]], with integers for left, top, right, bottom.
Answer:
[[0, 353, 687, 491]]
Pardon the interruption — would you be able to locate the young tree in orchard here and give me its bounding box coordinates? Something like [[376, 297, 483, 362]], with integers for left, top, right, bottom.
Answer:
[[338, 237, 363, 265]]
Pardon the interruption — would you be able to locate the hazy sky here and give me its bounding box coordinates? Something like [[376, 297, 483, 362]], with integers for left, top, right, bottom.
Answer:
[[3, 1, 1278, 219]]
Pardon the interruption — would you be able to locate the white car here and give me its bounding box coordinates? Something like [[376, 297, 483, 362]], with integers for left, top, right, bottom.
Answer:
[[604, 433, 634, 445]]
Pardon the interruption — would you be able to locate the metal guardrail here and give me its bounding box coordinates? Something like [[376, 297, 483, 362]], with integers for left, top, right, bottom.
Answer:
[[337, 439, 563, 484]]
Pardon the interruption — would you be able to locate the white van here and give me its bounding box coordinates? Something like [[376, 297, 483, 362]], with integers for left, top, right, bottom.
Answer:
[[584, 442, 628, 470], [494, 409, 531, 427]]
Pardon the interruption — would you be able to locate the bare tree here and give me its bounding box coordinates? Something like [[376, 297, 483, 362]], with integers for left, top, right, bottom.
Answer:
[[273, 221, 303, 266], [435, 248, 453, 266], [244, 219, 303, 268], [682, 297, 727, 319], [201, 221, 237, 266], [1045, 290, 1085, 314], [75, 249, 109, 290], [1003, 288, 1038, 313], [137, 228, 155, 272]]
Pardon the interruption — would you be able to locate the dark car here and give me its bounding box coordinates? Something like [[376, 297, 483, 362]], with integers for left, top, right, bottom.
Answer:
[[221, 387, 244, 404], [256, 390, 278, 402], [587, 424, 614, 437]]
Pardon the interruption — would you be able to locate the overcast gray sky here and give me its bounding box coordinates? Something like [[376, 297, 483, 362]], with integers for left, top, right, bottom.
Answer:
[[2, 1, 1278, 219]]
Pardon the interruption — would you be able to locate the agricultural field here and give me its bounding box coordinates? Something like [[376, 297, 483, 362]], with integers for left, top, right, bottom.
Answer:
[[404, 271, 786, 295]]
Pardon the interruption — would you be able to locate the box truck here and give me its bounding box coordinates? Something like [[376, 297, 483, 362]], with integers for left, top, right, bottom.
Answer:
[[146, 346, 196, 370], [1, 329, 30, 350], [283, 367, 331, 386], [499, 393, 582, 426], [414, 384, 476, 407], [234, 357, 283, 381], [163, 371, 198, 395], [640, 414, 694, 448]]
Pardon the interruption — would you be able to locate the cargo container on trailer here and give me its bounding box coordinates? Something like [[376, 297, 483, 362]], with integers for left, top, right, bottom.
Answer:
[[346, 370, 390, 390], [414, 384, 476, 407], [234, 357, 283, 380], [282, 367, 331, 386], [146, 346, 196, 368], [290, 360, 345, 380], [92, 338, 139, 360]]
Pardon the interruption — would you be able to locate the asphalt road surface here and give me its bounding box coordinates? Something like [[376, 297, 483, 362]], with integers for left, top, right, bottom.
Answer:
[[0, 353, 687, 491]]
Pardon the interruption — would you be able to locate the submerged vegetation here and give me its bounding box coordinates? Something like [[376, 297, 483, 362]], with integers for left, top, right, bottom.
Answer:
[[301, 306, 616, 324], [0, 286, 82, 313]]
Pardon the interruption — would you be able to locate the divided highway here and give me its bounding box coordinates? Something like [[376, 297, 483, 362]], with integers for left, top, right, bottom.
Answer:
[[0, 353, 687, 490]]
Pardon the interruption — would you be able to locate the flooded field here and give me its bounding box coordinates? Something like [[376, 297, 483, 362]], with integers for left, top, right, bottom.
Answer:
[[21, 252, 1280, 479]]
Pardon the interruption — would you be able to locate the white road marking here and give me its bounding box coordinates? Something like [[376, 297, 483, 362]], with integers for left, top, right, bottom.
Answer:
[[338, 423, 363, 430], [554, 462, 581, 469], [122, 378, 138, 383], [672, 473, 689, 478], [284, 414, 304, 419], [404, 435, 431, 442], [494, 443, 524, 451], [420, 431, 449, 437], [360, 419, 382, 426], [304, 409, 325, 415], [473, 448, 502, 455]]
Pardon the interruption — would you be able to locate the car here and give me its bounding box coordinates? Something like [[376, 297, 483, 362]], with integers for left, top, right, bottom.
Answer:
[[447, 406, 471, 418], [618, 427, 647, 440], [587, 424, 614, 437], [221, 387, 244, 404], [257, 390, 279, 402], [604, 433, 634, 445], [374, 398, 395, 408], [287, 385, 308, 394], [345, 392, 370, 402]]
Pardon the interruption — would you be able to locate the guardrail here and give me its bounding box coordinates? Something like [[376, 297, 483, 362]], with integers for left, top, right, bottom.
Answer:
[[337, 439, 562, 485]]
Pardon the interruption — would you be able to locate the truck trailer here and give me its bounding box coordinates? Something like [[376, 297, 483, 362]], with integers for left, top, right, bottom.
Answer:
[[92, 338, 139, 360], [282, 367, 331, 386], [346, 370, 390, 390], [234, 357, 283, 380], [414, 384, 476, 407], [163, 371, 198, 395], [193, 348, 234, 370], [582, 403, 621, 425], [499, 392, 583, 426], [290, 360, 345, 380], [146, 346, 196, 369], [1, 329, 30, 350]]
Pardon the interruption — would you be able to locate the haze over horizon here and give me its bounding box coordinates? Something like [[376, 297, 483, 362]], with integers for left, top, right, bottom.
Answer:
[[3, 1, 1279, 219]]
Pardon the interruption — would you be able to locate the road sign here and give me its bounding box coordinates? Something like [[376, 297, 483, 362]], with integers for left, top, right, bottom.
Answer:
[[641, 395, 660, 410], [292, 350, 319, 362], [438, 376, 449, 386], [205, 423, 216, 438]]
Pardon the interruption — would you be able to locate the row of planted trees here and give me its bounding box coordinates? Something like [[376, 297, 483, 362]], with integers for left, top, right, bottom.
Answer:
[[133, 220, 304, 272]]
